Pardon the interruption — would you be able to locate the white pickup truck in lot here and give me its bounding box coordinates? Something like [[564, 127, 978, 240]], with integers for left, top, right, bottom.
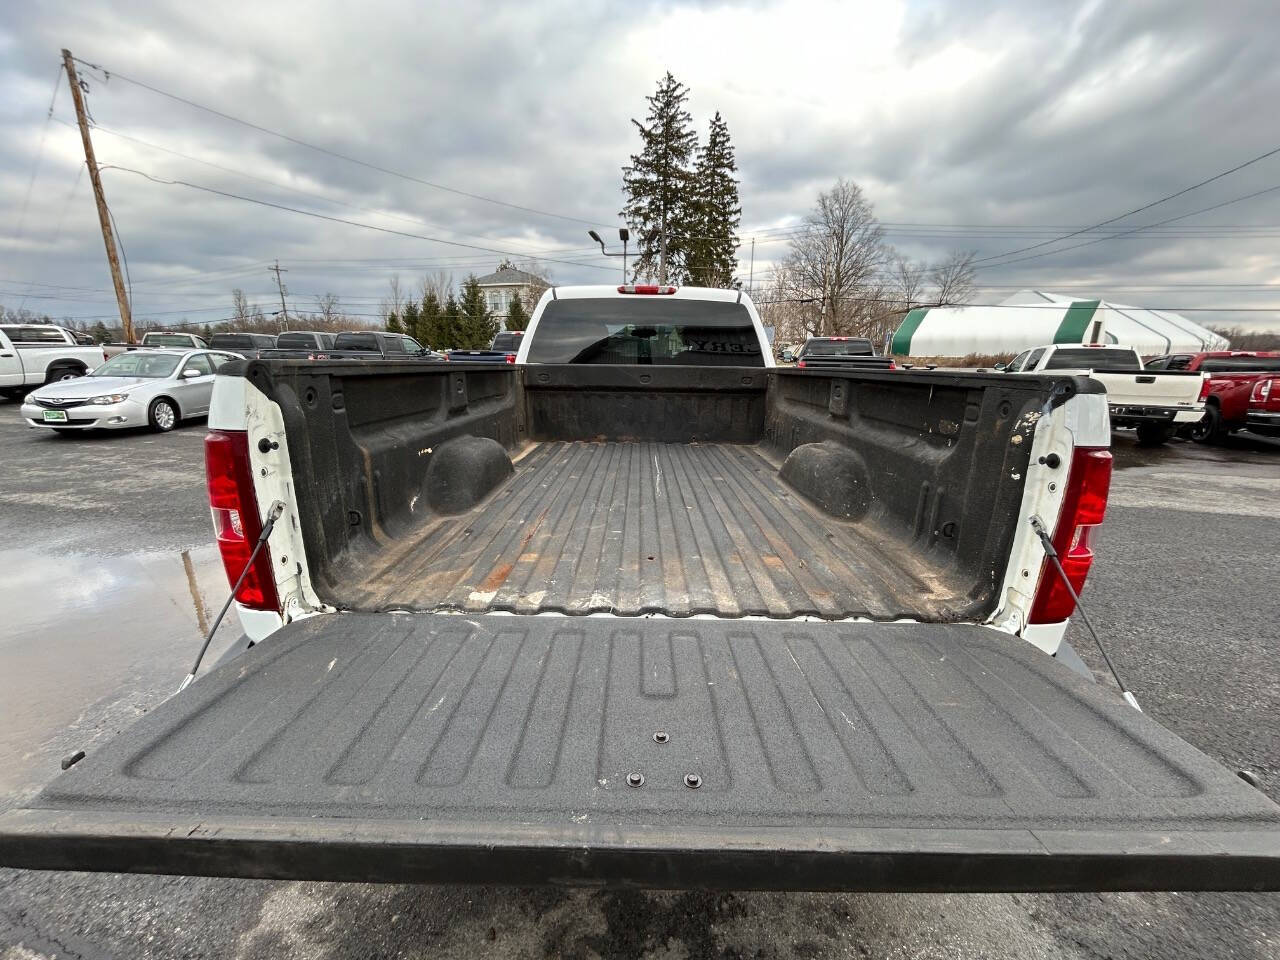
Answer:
[[0, 324, 107, 401], [102, 330, 210, 358], [2, 285, 1278, 892], [1001, 343, 1208, 444]]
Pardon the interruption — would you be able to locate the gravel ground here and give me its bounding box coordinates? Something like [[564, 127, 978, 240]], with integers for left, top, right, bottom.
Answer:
[[0, 405, 1277, 960]]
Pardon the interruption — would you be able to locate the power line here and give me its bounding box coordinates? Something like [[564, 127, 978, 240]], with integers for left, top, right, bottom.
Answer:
[[74, 56, 615, 229], [973, 141, 1280, 264], [77, 119, 603, 256], [98, 163, 619, 273], [974, 182, 1280, 271], [12, 62, 64, 246]]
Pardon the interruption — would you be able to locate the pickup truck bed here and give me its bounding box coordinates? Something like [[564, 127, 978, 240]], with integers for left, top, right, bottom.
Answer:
[[4, 611, 1278, 890], [342, 439, 962, 619]]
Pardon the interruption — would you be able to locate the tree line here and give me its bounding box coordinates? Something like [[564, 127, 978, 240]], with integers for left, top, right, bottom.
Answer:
[[381, 262, 548, 349]]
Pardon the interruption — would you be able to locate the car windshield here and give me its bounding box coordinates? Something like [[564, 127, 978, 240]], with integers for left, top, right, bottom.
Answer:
[[1044, 348, 1142, 370], [525, 297, 763, 366], [93, 352, 181, 378]]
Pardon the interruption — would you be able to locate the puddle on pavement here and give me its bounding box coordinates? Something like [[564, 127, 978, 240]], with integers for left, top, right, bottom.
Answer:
[[0, 544, 241, 797]]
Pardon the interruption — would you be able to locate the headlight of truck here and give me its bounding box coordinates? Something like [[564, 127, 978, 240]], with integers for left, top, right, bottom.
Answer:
[[88, 394, 129, 404]]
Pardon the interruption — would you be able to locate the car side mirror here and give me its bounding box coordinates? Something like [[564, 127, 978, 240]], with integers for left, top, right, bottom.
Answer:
[[993, 362, 1007, 371], [182, 368, 201, 378], [781, 349, 795, 363]]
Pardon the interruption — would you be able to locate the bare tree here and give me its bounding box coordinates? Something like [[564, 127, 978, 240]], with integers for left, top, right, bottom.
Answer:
[[420, 271, 455, 304], [892, 253, 928, 310], [230, 288, 266, 329], [516, 260, 552, 308], [315, 292, 341, 323], [781, 179, 888, 335], [929, 249, 977, 306]]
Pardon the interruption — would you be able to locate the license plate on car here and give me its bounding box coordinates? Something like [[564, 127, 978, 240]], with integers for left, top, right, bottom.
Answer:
[[41, 410, 68, 423]]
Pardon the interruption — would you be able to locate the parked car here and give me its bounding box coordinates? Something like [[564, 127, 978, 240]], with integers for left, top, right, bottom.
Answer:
[[445, 330, 525, 363], [0, 324, 107, 401], [103, 330, 210, 358], [785, 336, 895, 370], [1144, 351, 1280, 442], [260, 330, 445, 362], [208, 333, 279, 359], [1002, 343, 1208, 444], [1246, 375, 1280, 437], [18, 348, 241, 433]]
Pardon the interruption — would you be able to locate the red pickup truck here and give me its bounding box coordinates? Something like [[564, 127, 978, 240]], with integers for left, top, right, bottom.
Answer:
[[1144, 351, 1280, 441], [1248, 375, 1280, 437]]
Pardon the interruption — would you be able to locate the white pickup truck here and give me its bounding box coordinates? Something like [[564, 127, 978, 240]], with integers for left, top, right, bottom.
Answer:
[[4, 285, 1279, 892], [0, 324, 107, 401], [102, 330, 210, 358], [1002, 344, 1208, 444]]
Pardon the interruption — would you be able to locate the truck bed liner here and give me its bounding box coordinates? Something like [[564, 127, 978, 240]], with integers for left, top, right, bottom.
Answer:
[[3, 613, 1278, 890], [339, 440, 962, 620]]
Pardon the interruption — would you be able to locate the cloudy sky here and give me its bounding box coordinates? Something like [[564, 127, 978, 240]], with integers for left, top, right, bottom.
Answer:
[[3, 0, 1279, 332]]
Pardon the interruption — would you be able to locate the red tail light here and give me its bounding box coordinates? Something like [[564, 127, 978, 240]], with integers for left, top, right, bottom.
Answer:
[[205, 430, 280, 611], [504, 353, 516, 363], [617, 285, 677, 295], [1029, 447, 1112, 624], [796, 360, 806, 368], [1198, 375, 1211, 402], [887, 360, 898, 370]]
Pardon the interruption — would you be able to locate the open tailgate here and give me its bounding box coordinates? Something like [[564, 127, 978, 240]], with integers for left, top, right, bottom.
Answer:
[[2, 613, 1278, 891]]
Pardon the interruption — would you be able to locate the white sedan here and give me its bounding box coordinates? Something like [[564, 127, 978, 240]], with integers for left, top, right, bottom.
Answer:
[[19, 348, 242, 433]]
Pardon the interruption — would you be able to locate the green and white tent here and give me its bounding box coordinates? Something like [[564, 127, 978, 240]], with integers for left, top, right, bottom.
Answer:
[[889, 290, 1229, 357]]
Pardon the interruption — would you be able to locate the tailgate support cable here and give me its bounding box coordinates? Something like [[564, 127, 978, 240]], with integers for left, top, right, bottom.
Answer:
[[178, 500, 285, 693], [1030, 515, 1142, 712]]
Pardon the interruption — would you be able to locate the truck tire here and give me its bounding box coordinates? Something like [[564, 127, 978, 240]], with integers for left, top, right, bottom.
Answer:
[[1187, 404, 1222, 444], [148, 397, 178, 433], [1136, 423, 1174, 446], [44, 364, 85, 384]]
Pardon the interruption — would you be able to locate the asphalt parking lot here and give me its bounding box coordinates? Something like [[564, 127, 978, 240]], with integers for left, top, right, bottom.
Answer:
[[1, 404, 1278, 959]]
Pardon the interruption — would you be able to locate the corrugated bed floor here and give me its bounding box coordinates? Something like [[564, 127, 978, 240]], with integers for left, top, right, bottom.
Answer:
[[343, 441, 959, 619]]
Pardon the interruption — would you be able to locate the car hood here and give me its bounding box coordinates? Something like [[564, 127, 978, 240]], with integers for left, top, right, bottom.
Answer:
[[30, 377, 155, 400]]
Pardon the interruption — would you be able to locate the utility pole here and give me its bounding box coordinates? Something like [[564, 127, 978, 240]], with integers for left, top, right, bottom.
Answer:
[[748, 237, 755, 297], [62, 49, 134, 342], [268, 260, 289, 330]]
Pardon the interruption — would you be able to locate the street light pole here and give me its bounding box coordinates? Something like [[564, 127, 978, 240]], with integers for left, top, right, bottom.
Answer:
[[589, 228, 634, 282]]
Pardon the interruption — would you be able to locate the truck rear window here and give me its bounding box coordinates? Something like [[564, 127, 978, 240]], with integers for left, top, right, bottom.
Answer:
[[144, 333, 201, 347], [525, 298, 763, 366], [801, 338, 873, 357], [1200, 357, 1280, 372], [334, 333, 378, 350], [1044, 348, 1142, 370]]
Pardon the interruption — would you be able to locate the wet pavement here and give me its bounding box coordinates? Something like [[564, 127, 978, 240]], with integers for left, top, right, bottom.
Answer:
[[0, 404, 1278, 959]]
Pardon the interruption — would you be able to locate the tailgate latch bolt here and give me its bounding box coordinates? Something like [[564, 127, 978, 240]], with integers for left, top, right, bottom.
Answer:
[[653, 732, 669, 744], [626, 772, 644, 787], [684, 773, 702, 789]]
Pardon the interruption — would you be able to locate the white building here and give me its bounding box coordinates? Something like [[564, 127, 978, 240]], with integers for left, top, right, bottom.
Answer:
[[888, 289, 1229, 357], [474, 266, 549, 329]]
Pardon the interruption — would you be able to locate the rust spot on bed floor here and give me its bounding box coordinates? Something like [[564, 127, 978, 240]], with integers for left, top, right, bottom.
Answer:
[[479, 562, 515, 592]]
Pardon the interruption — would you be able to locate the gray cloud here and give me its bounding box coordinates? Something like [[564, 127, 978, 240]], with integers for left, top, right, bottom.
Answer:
[[2, 0, 1279, 331]]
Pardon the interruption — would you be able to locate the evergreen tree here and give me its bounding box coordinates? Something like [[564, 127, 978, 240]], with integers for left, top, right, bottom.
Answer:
[[442, 293, 463, 348], [689, 111, 741, 287], [400, 301, 420, 341], [417, 290, 448, 349], [89, 320, 111, 343], [457, 275, 497, 348], [621, 72, 699, 284], [385, 308, 405, 334], [505, 292, 529, 331]]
